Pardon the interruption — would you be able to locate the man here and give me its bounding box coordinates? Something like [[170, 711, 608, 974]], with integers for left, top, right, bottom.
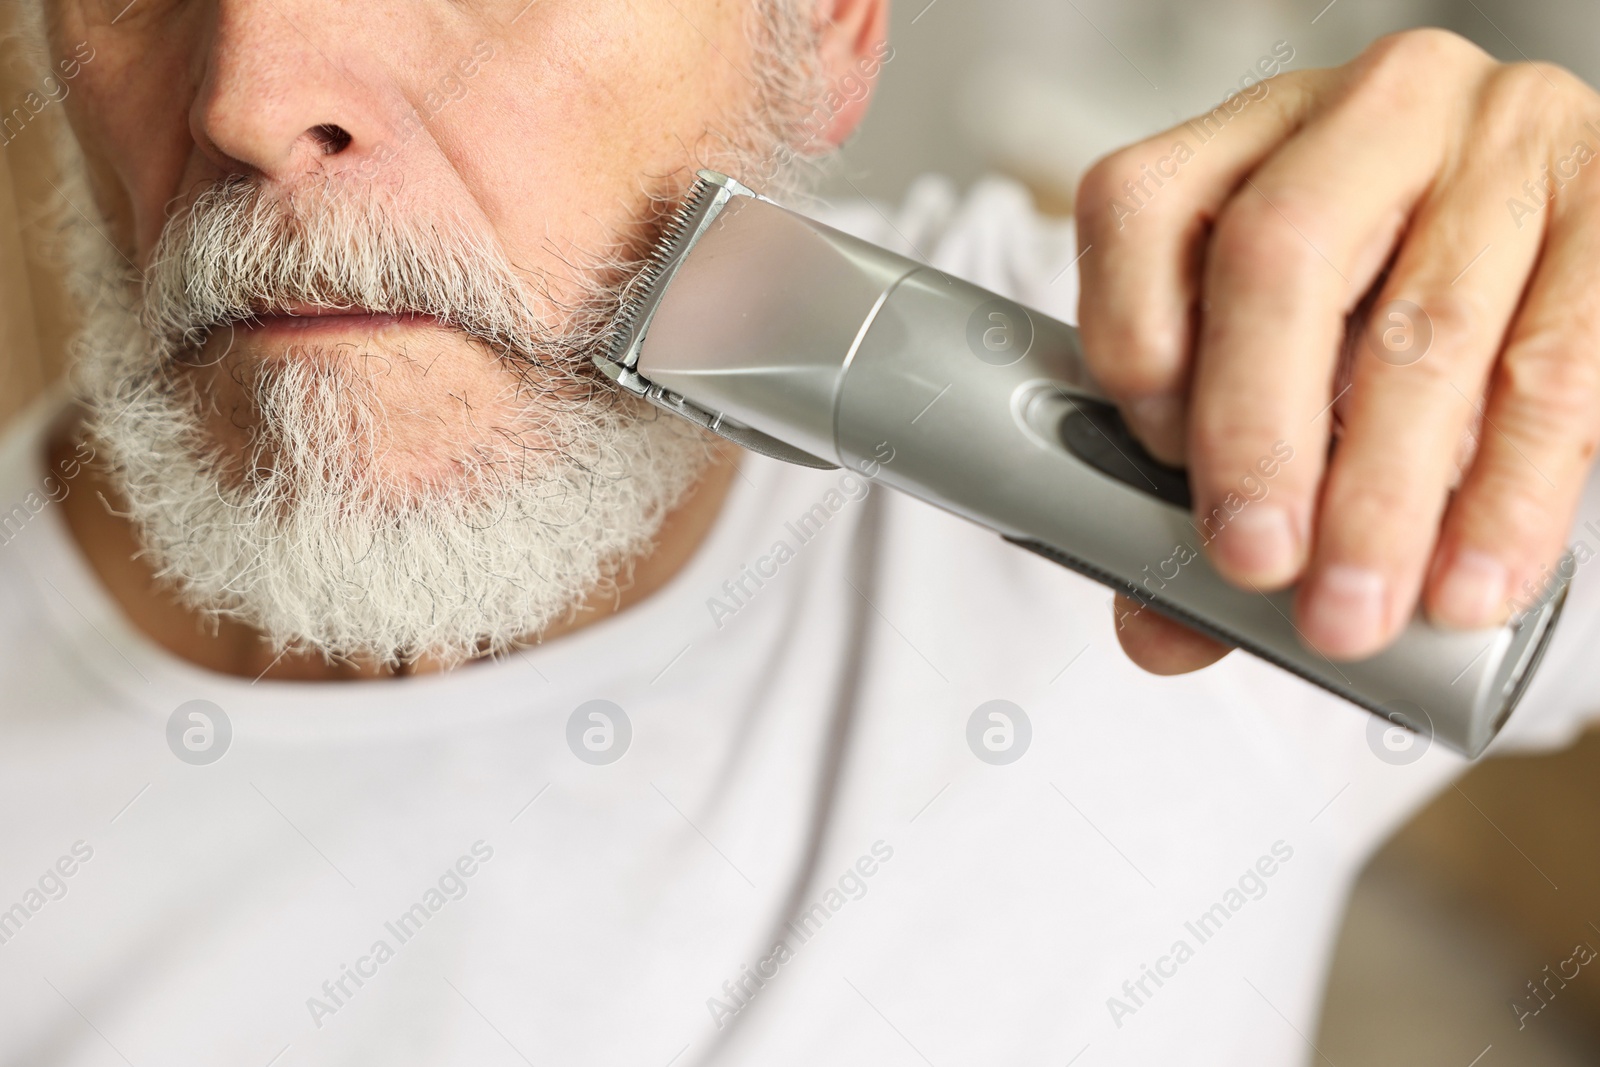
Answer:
[[1, 1, 1597, 1064]]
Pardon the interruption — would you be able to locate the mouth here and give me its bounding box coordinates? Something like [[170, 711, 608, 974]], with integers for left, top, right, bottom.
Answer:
[[239, 304, 446, 337]]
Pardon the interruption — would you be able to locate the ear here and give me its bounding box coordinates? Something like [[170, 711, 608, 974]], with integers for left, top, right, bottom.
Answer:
[[810, 0, 891, 148]]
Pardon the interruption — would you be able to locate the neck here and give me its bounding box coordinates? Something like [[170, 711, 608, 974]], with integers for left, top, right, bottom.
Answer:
[[49, 412, 739, 682]]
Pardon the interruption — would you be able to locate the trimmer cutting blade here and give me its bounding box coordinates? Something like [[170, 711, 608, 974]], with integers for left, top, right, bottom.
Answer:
[[597, 173, 840, 469]]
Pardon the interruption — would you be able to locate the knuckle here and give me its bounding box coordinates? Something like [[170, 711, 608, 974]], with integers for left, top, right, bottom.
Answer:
[[1357, 28, 1490, 82], [1372, 288, 1490, 378], [1495, 331, 1600, 459], [1326, 479, 1436, 550], [1501, 327, 1600, 409], [1078, 148, 1142, 226], [1461, 461, 1557, 538], [1075, 157, 1120, 235], [1469, 63, 1596, 162], [1077, 141, 1184, 237], [1265, 69, 1325, 115], [1079, 145, 1139, 197], [1075, 303, 1190, 399], [1485, 60, 1588, 113], [1107, 335, 1184, 398], [1504, 60, 1580, 103], [1087, 317, 1188, 395], [1209, 191, 1333, 290], [1188, 412, 1282, 478], [1381, 497, 1451, 572], [1337, 30, 1491, 118]]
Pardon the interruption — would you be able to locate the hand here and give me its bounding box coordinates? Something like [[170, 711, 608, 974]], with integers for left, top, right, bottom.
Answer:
[[1075, 29, 1600, 672]]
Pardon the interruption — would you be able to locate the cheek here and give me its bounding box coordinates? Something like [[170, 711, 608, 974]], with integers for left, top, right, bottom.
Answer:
[[62, 34, 202, 259], [442, 1, 756, 293]]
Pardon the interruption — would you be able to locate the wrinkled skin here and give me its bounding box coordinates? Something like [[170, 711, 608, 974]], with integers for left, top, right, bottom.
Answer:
[[1078, 31, 1600, 670]]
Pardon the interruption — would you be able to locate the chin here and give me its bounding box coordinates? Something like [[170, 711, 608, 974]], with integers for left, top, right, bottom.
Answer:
[[195, 324, 590, 505], [77, 305, 715, 667]]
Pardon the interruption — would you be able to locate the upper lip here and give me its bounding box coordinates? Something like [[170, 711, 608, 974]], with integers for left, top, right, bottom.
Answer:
[[231, 305, 448, 333], [245, 304, 443, 324], [262, 302, 374, 318]]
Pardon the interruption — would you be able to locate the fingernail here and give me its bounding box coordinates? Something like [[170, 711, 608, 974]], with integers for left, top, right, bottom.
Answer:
[[1303, 565, 1388, 658], [1431, 549, 1508, 629], [1214, 504, 1298, 584]]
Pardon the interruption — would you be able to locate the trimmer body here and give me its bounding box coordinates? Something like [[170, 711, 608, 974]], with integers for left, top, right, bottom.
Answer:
[[595, 171, 1570, 758]]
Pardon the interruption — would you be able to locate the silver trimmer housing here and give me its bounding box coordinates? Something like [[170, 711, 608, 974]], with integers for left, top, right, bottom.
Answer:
[[595, 170, 1571, 758]]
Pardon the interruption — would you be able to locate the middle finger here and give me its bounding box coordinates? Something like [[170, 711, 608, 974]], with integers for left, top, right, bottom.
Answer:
[[1187, 36, 1482, 593]]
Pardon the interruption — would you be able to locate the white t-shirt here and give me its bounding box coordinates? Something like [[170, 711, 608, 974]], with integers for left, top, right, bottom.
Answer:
[[2, 175, 1599, 1067]]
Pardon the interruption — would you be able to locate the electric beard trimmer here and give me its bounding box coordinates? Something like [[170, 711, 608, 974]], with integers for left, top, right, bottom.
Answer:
[[595, 170, 1571, 758]]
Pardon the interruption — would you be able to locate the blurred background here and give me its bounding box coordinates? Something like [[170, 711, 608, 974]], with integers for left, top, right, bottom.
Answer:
[[2, 0, 1599, 1062], [823, 0, 1600, 206]]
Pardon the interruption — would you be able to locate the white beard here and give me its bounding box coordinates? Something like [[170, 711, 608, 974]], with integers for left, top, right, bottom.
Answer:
[[71, 187, 717, 668]]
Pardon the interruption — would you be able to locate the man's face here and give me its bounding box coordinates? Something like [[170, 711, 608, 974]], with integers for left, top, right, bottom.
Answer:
[[38, 0, 838, 666]]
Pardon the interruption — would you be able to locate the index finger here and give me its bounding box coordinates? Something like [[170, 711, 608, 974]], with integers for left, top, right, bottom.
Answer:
[[1074, 67, 1327, 463]]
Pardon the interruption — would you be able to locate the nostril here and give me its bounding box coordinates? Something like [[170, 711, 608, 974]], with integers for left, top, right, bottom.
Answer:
[[308, 123, 353, 155]]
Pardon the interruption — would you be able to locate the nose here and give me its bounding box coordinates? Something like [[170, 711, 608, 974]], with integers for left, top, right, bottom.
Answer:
[[189, 0, 393, 182]]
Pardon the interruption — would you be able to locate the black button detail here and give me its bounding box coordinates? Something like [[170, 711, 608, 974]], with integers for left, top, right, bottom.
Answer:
[[1056, 397, 1192, 510]]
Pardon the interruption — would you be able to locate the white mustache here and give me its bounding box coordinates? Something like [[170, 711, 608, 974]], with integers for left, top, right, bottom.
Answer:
[[138, 176, 585, 370]]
